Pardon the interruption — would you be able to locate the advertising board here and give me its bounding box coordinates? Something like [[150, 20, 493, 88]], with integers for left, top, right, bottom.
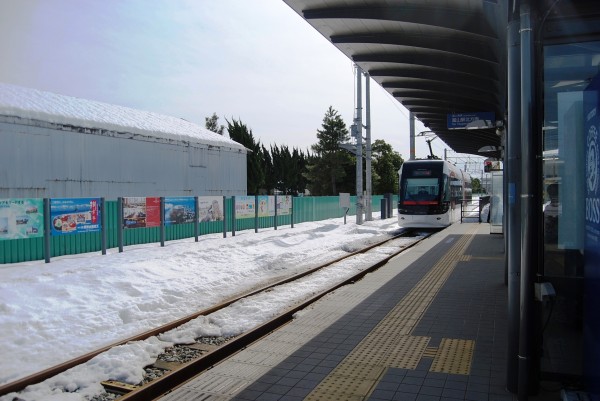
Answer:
[[198, 196, 224, 222], [164, 197, 196, 225], [257, 196, 270, 217], [277, 195, 292, 215], [584, 76, 600, 393], [235, 196, 255, 219], [50, 198, 101, 236], [123, 197, 161, 229], [0, 198, 44, 239]]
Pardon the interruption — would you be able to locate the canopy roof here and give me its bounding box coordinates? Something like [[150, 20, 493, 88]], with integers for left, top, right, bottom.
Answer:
[[284, 0, 507, 157]]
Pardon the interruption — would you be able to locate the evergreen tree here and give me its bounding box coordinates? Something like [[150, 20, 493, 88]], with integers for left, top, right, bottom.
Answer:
[[262, 144, 275, 193], [279, 145, 294, 194], [256, 143, 311, 196], [272, 144, 285, 194], [306, 106, 352, 195], [471, 177, 482, 194], [227, 119, 265, 194], [372, 139, 404, 194], [338, 151, 357, 194], [291, 148, 307, 196], [290, 148, 306, 194], [205, 112, 225, 135]]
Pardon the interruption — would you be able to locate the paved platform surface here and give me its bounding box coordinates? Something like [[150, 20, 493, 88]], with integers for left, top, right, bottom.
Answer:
[[159, 223, 559, 401]]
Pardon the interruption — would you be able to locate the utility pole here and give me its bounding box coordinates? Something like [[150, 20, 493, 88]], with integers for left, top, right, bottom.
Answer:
[[409, 112, 416, 160], [365, 71, 372, 221], [355, 65, 364, 225]]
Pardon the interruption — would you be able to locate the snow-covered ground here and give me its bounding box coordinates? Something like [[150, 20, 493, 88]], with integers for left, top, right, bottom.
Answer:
[[0, 213, 421, 401], [0, 203, 487, 401]]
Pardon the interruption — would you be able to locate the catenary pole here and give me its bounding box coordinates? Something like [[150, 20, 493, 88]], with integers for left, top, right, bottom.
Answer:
[[409, 112, 416, 160], [355, 65, 364, 225], [365, 71, 372, 221]]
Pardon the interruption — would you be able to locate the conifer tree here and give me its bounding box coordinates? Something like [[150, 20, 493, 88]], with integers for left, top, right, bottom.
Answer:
[[262, 144, 275, 193], [227, 119, 265, 194], [205, 112, 225, 135], [306, 106, 352, 195]]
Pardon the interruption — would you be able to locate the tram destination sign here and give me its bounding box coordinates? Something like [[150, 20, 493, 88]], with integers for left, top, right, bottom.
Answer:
[[447, 112, 495, 130]]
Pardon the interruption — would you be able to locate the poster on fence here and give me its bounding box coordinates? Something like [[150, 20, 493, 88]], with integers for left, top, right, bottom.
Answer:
[[277, 195, 292, 216], [50, 198, 101, 235], [164, 197, 196, 225], [257, 196, 271, 217], [235, 196, 255, 219], [198, 196, 224, 222], [123, 197, 161, 229], [0, 198, 44, 240], [268, 196, 276, 216]]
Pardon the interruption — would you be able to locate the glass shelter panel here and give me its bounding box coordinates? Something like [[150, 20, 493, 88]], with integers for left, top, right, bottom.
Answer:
[[541, 40, 600, 379], [489, 171, 503, 234]]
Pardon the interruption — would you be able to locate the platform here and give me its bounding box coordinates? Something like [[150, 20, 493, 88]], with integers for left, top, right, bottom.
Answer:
[[158, 223, 556, 401]]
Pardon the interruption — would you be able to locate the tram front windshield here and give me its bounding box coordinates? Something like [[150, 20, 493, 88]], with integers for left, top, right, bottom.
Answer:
[[401, 163, 443, 203], [404, 178, 439, 201]]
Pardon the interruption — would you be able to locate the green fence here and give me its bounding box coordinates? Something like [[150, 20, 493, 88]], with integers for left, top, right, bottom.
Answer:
[[0, 195, 396, 264]]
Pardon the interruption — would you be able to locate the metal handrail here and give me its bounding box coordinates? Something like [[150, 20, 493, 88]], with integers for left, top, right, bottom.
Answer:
[[461, 197, 488, 223]]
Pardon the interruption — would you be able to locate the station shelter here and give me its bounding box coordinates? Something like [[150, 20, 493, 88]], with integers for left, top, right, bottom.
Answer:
[[283, 0, 600, 398]]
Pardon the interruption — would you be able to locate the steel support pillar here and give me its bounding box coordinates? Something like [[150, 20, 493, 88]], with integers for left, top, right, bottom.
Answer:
[[506, 14, 521, 394], [518, 2, 539, 398]]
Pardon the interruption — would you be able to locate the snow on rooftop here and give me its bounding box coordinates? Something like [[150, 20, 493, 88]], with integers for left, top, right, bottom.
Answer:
[[0, 83, 246, 151]]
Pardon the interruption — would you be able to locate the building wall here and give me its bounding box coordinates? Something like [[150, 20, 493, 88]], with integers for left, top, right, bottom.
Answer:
[[0, 117, 247, 199]]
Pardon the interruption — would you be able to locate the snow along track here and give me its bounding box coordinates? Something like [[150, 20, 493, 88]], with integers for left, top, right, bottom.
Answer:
[[0, 228, 437, 401]]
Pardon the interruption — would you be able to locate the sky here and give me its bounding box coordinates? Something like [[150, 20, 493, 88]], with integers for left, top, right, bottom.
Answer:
[[0, 0, 452, 161], [0, 214, 426, 401]]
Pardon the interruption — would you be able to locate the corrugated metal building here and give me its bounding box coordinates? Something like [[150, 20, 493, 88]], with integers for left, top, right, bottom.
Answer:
[[0, 83, 247, 199]]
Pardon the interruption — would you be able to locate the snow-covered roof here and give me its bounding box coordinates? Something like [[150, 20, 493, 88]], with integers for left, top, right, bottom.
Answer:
[[0, 83, 245, 151]]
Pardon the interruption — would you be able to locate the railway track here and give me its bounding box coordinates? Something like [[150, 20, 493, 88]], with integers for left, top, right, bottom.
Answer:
[[1, 227, 437, 401]]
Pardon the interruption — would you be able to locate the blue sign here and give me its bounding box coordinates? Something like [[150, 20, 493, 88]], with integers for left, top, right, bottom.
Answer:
[[584, 74, 600, 396], [50, 198, 101, 235], [447, 112, 495, 130]]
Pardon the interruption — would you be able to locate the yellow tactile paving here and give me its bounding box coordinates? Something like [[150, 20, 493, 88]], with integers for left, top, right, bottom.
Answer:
[[306, 226, 478, 400], [348, 335, 430, 370], [430, 338, 475, 375], [423, 346, 439, 359]]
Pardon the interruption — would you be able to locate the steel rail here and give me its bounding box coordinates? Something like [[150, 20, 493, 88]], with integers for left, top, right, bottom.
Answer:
[[121, 229, 434, 401], [0, 228, 426, 397]]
